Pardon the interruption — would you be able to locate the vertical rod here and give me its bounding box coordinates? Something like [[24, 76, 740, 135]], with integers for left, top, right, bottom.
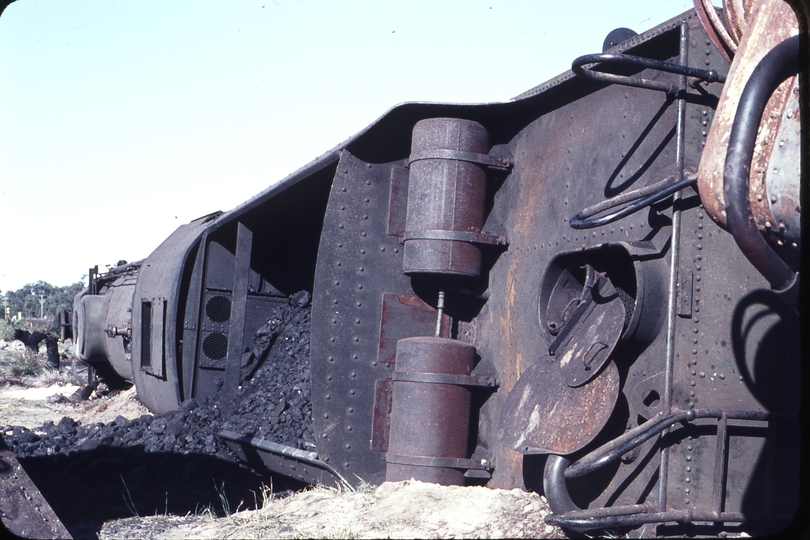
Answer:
[[435, 291, 445, 337], [712, 414, 729, 514], [89, 265, 98, 295], [658, 21, 689, 513], [224, 222, 253, 408]]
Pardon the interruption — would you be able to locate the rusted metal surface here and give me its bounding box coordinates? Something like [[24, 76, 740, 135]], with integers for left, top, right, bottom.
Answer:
[[386, 337, 475, 485], [746, 71, 798, 240], [498, 357, 620, 454], [762, 77, 801, 246], [403, 118, 489, 278], [722, 34, 799, 294], [476, 29, 683, 487], [377, 293, 451, 367], [371, 293, 452, 453], [696, 0, 798, 228], [693, 0, 738, 62], [723, 0, 753, 44], [0, 436, 72, 539]]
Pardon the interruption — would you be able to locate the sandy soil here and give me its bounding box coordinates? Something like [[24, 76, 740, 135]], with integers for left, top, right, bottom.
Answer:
[[0, 341, 151, 430], [0, 340, 564, 539], [0, 384, 151, 429], [100, 480, 565, 539]]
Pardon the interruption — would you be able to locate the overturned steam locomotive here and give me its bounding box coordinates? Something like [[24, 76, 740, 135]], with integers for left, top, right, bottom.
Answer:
[[70, 3, 803, 537]]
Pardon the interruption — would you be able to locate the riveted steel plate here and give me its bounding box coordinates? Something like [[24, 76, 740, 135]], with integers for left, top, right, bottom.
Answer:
[[763, 78, 801, 245], [476, 32, 682, 489], [377, 293, 450, 367], [0, 436, 72, 539], [661, 196, 801, 530], [310, 151, 417, 486]]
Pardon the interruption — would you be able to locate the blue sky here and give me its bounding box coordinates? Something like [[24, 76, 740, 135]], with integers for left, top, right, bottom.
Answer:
[[0, 0, 695, 293]]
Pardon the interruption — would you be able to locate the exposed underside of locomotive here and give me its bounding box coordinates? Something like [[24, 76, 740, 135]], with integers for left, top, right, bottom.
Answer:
[[69, 5, 804, 537]]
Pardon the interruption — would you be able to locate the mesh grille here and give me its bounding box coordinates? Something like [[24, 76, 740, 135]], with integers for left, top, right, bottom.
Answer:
[[202, 332, 228, 360], [206, 295, 231, 323], [616, 287, 635, 329]]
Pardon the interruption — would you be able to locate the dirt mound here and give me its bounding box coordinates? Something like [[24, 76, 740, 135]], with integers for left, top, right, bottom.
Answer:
[[100, 480, 564, 539]]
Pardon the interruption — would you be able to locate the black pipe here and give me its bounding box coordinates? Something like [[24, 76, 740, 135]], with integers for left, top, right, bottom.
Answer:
[[723, 35, 799, 302], [543, 455, 578, 515], [564, 408, 769, 480], [565, 410, 693, 479], [572, 53, 725, 95], [570, 175, 697, 229], [546, 509, 788, 530]]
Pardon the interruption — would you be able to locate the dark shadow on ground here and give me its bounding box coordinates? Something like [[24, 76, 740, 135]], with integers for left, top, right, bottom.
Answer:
[[19, 445, 304, 539]]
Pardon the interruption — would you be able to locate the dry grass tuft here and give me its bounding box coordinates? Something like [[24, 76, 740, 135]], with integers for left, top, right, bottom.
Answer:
[[8, 351, 47, 378]]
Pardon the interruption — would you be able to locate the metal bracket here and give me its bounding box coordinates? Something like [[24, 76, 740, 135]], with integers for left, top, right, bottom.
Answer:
[[385, 452, 493, 471], [402, 229, 508, 246], [408, 149, 514, 170], [391, 370, 498, 388], [543, 410, 782, 531], [104, 323, 132, 339]]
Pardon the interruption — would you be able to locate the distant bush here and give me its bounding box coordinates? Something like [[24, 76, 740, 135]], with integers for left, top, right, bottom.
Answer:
[[2, 280, 85, 332], [0, 318, 22, 341]]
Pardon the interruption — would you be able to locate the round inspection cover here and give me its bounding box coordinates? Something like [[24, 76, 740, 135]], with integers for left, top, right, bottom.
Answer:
[[542, 265, 627, 387], [497, 355, 620, 455]]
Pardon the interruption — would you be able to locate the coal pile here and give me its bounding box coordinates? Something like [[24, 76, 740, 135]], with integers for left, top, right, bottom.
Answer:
[[4, 291, 313, 459], [222, 289, 315, 449], [1, 291, 313, 537]]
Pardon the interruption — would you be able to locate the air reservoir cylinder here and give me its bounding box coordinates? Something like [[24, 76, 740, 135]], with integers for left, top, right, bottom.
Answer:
[[386, 336, 475, 485], [403, 118, 490, 279]]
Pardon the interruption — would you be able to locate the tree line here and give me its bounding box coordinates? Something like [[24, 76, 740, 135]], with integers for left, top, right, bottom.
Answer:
[[2, 280, 85, 323]]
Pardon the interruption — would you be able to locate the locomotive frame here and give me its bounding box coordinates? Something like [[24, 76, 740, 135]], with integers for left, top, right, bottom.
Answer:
[[67, 6, 805, 537]]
